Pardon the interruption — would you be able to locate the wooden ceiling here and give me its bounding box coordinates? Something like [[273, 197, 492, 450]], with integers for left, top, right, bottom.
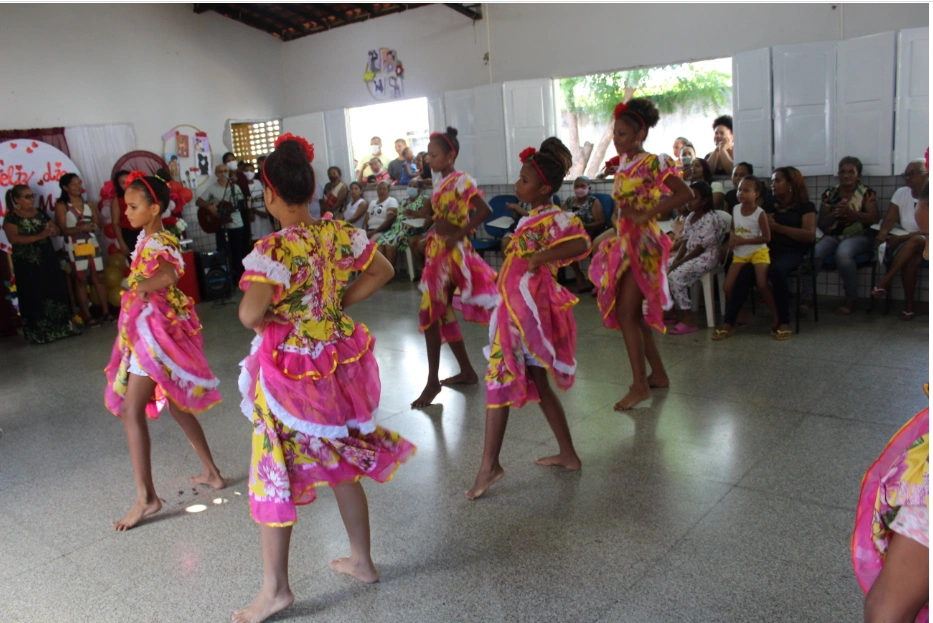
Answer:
[[193, 3, 443, 42]]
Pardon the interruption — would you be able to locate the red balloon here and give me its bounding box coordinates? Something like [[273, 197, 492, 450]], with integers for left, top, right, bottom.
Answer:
[[104, 223, 115, 239], [108, 243, 119, 255]]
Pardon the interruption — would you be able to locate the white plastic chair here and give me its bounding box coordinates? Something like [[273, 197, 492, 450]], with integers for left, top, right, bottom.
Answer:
[[690, 210, 732, 326], [404, 246, 416, 282]]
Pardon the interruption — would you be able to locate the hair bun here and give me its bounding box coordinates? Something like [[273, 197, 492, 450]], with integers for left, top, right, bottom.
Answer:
[[538, 137, 572, 174], [445, 126, 459, 139]]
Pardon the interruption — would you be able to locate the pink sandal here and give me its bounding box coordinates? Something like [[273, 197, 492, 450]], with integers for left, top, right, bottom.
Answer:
[[669, 322, 699, 335]]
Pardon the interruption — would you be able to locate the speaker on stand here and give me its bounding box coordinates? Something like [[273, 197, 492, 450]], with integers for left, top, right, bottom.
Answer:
[[195, 251, 232, 302]]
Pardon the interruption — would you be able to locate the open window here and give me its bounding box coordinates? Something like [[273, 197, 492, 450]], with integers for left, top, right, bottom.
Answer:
[[347, 97, 429, 181]]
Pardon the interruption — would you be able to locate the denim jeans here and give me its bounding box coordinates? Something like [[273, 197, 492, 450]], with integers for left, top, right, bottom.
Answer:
[[804, 234, 872, 301]]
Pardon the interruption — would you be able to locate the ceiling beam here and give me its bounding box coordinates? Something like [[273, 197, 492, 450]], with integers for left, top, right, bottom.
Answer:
[[444, 3, 482, 20]]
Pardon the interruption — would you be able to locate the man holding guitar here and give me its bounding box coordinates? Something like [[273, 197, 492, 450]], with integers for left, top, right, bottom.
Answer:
[[196, 162, 248, 281]]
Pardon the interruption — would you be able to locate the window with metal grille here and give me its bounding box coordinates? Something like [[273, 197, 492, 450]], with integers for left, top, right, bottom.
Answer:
[[230, 120, 281, 165]]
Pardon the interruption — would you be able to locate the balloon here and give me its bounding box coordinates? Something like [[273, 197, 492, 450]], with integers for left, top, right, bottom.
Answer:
[[104, 266, 123, 288], [107, 254, 127, 269], [104, 223, 115, 239], [120, 278, 130, 290], [108, 243, 120, 256], [107, 287, 126, 308]]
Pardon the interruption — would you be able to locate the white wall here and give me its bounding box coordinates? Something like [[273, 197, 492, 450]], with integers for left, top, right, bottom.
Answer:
[[282, 3, 928, 116], [282, 4, 490, 115], [0, 3, 284, 155]]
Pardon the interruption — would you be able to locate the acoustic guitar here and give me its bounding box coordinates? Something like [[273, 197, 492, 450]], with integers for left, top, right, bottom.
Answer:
[[197, 201, 235, 234]]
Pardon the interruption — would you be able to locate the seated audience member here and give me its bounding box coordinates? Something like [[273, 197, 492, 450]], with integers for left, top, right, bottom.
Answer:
[[322, 166, 349, 217], [678, 142, 697, 176], [686, 157, 713, 186], [308, 166, 324, 218], [801, 156, 878, 315], [672, 136, 690, 167], [725, 162, 754, 211], [405, 183, 434, 270], [359, 157, 391, 186], [399, 147, 419, 186], [367, 181, 398, 242], [387, 138, 408, 183], [343, 181, 368, 229], [562, 176, 605, 291], [666, 181, 722, 333], [872, 159, 929, 320], [715, 167, 816, 341], [3, 184, 80, 343], [705, 115, 734, 176], [415, 151, 426, 175], [356, 136, 392, 181]]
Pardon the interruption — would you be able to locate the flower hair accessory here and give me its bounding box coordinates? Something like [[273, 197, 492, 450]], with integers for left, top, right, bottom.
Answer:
[[430, 131, 457, 155], [274, 132, 315, 163], [613, 101, 646, 134], [126, 170, 161, 206], [518, 147, 548, 185]]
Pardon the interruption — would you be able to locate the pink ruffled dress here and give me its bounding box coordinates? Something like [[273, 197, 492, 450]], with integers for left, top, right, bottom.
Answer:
[[484, 206, 590, 408], [239, 221, 415, 527], [588, 152, 677, 333], [104, 230, 221, 418], [419, 171, 498, 343], [852, 385, 929, 622]]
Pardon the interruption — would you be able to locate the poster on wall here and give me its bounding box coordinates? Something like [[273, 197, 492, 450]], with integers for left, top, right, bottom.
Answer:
[[162, 125, 211, 190], [176, 133, 189, 158], [0, 140, 80, 254], [364, 47, 404, 101]]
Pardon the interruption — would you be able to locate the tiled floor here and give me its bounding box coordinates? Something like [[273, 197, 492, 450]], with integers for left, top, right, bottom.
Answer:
[[0, 282, 927, 622]]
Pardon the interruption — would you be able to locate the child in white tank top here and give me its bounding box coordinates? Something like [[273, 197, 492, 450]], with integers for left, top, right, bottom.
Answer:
[[719, 176, 779, 337]]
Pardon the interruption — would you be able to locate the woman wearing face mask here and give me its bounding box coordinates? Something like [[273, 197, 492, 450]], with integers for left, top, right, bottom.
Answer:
[[322, 166, 349, 218], [562, 176, 605, 291]]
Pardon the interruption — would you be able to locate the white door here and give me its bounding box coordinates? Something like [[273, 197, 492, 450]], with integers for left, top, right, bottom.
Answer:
[[895, 27, 929, 173], [773, 41, 836, 175], [503, 79, 557, 184], [732, 48, 773, 176], [282, 112, 329, 177], [835, 32, 896, 176], [324, 109, 353, 184], [427, 93, 446, 134], [444, 88, 478, 178]]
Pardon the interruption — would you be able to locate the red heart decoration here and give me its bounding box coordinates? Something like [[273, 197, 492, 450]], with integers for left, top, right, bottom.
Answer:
[[55, 162, 61, 167], [25, 147, 33, 154], [31, 142, 38, 148], [37, 179, 44, 186], [9, 143, 16, 149], [15, 164, 22, 171]]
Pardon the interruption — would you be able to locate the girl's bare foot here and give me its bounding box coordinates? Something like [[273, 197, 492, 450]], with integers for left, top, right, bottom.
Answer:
[[614, 385, 651, 411], [191, 469, 226, 490], [329, 556, 380, 583], [465, 465, 505, 500], [112, 498, 162, 531], [412, 381, 442, 408], [535, 453, 581, 470], [440, 371, 478, 385], [646, 372, 669, 389], [232, 587, 295, 623]]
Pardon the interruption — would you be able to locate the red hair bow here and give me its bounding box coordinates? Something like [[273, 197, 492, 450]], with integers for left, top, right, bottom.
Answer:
[[519, 147, 537, 163], [275, 133, 315, 163], [613, 102, 629, 118], [125, 170, 147, 185]]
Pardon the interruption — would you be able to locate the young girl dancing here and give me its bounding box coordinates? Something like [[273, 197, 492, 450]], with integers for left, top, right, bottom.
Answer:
[[466, 138, 590, 500], [104, 171, 225, 531], [713, 175, 778, 340], [412, 127, 498, 408], [588, 98, 693, 411], [234, 135, 415, 623]]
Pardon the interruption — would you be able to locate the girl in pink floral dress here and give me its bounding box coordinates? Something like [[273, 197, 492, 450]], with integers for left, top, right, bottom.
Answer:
[[412, 127, 498, 409], [588, 98, 694, 411], [467, 138, 590, 500], [104, 171, 225, 532], [234, 135, 414, 623], [853, 184, 929, 623]]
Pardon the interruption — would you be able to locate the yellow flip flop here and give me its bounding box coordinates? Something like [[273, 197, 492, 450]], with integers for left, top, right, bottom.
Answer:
[[711, 329, 733, 341], [774, 329, 792, 341]]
